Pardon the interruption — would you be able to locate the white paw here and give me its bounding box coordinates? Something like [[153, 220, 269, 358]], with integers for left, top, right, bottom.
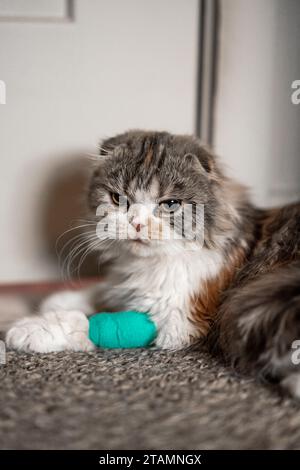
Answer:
[[149, 306, 197, 350], [155, 325, 191, 350], [6, 310, 95, 353]]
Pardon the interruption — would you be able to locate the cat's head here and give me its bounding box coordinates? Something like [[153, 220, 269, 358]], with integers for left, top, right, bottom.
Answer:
[[88, 130, 244, 258]]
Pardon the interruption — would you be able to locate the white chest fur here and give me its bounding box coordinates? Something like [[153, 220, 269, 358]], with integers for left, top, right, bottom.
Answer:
[[107, 248, 225, 348]]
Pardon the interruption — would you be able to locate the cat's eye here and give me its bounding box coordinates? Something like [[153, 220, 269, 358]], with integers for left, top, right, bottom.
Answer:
[[111, 192, 121, 205], [110, 192, 130, 210], [159, 199, 182, 213]]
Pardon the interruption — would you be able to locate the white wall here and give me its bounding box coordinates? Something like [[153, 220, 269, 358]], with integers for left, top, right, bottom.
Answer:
[[215, 0, 300, 207], [0, 0, 199, 282]]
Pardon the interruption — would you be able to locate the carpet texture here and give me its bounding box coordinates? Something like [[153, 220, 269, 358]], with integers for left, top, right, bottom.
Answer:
[[1, 347, 300, 449]]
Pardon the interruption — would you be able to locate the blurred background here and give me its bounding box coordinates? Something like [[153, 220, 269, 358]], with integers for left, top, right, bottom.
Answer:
[[0, 0, 299, 283]]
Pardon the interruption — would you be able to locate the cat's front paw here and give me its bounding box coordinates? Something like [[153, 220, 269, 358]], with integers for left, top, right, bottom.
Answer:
[[6, 310, 95, 353], [155, 327, 192, 350]]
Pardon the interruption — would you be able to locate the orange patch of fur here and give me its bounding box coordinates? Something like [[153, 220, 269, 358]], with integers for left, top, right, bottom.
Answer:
[[189, 246, 247, 339]]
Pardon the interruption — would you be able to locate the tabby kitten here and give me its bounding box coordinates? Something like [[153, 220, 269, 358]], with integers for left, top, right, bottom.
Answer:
[[6, 131, 300, 397]]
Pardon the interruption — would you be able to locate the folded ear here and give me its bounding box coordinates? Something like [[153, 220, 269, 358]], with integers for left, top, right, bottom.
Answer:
[[99, 133, 131, 157], [86, 138, 118, 168], [98, 138, 116, 157], [184, 149, 214, 175]]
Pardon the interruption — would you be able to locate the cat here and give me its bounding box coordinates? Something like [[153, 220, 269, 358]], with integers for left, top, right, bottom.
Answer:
[[5, 130, 300, 397]]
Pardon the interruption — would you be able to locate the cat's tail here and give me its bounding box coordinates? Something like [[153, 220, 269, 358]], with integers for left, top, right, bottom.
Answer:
[[213, 261, 300, 398]]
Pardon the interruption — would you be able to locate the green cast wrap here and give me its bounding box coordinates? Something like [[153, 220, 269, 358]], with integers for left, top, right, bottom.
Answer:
[[88, 311, 157, 349]]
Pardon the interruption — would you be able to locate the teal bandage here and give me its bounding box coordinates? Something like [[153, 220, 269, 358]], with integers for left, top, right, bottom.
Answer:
[[88, 311, 157, 349]]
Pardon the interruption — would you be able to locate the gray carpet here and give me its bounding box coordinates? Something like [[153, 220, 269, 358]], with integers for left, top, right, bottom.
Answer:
[[1, 347, 300, 449]]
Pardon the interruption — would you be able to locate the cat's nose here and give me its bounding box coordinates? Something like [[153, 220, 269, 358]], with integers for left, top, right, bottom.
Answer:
[[131, 219, 146, 233]]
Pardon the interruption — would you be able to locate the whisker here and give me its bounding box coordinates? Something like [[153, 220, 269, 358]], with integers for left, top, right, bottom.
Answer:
[[57, 232, 97, 270], [60, 233, 99, 280], [58, 230, 96, 256], [76, 238, 105, 279], [61, 239, 91, 281], [61, 232, 112, 281], [55, 222, 97, 252]]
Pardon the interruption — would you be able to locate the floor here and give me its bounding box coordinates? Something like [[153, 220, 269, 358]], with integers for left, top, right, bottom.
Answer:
[[1, 346, 300, 449]]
